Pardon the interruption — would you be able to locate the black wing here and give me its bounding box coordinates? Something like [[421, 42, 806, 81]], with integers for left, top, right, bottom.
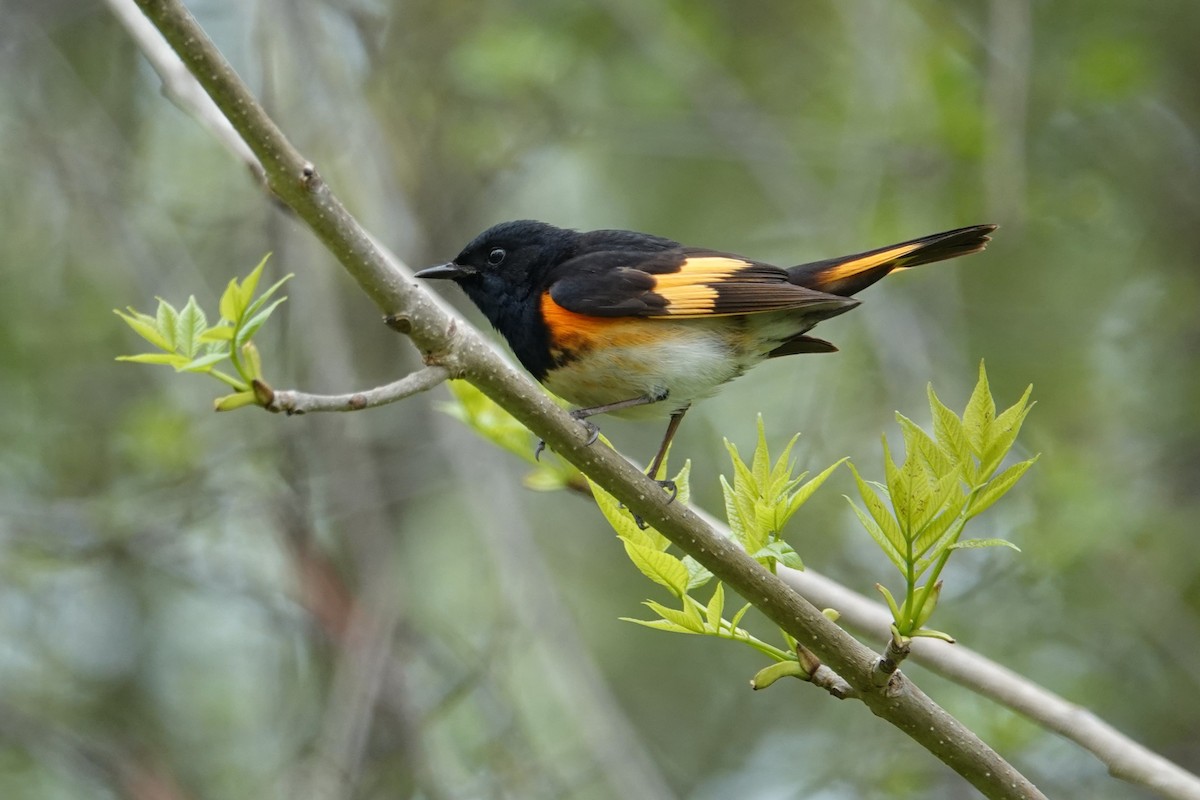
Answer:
[[547, 248, 858, 319]]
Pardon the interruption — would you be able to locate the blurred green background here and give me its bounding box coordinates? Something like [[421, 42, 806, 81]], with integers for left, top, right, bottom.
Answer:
[[3, 1, 1199, 798]]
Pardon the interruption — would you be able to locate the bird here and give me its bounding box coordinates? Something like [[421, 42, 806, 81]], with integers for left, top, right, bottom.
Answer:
[[417, 220, 995, 488]]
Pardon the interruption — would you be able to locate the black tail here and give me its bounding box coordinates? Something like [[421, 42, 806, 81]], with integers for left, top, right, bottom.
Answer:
[[787, 224, 997, 297]]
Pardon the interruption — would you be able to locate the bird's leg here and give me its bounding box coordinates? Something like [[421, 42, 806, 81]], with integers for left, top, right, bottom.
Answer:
[[646, 407, 688, 497], [630, 407, 689, 530], [534, 390, 668, 460]]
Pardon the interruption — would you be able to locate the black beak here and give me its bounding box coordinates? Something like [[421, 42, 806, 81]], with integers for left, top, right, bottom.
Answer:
[[414, 262, 476, 280]]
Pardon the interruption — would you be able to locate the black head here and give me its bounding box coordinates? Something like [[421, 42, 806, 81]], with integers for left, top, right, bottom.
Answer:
[[416, 220, 578, 298], [415, 220, 580, 377]]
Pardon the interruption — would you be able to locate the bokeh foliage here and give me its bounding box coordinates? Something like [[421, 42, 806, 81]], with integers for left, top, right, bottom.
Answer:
[[2, 1, 1199, 798]]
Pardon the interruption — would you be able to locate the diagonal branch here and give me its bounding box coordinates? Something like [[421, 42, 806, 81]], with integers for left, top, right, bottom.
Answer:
[[123, 2, 1043, 796]]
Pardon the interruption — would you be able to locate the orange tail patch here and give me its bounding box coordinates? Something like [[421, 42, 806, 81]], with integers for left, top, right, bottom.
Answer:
[[788, 224, 996, 297]]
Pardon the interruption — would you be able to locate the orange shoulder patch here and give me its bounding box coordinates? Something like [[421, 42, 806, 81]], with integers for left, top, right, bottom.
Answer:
[[540, 293, 611, 346], [539, 292, 666, 360]]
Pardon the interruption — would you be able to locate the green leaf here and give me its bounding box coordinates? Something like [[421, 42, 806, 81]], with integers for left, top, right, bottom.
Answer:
[[125, 308, 158, 327], [444, 380, 542, 463], [724, 604, 753, 633], [591, 477, 660, 548], [116, 352, 190, 367], [670, 459, 692, 508], [913, 581, 942, 628], [219, 276, 242, 323], [848, 500, 905, 573], [962, 360, 996, 457], [705, 582, 725, 631], [779, 628, 799, 654], [947, 537, 1022, 552], [743, 497, 771, 555], [237, 254, 271, 314], [200, 325, 235, 342], [155, 299, 179, 350], [881, 436, 912, 529], [768, 432, 802, 494], [643, 600, 707, 633], [213, 391, 257, 411], [751, 659, 807, 689], [847, 462, 905, 555], [522, 467, 571, 492], [177, 352, 230, 373], [241, 342, 263, 381], [234, 296, 287, 349], [241, 273, 293, 324], [910, 485, 968, 563], [175, 296, 207, 359], [114, 309, 175, 352], [719, 475, 745, 540], [928, 384, 969, 465], [752, 541, 804, 572], [783, 457, 847, 522], [897, 413, 953, 481], [990, 383, 1034, 432], [910, 628, 956, 643], [913, 515, 970, 577], [979, 387, 1035, 478], [724, 439, 756, 495], [729, 602, 752, 631], [620, 617, 700, 635], [969, 456, 1038, 517], [623, 541, 689, 597], [681, 555, 715, 590], [875, 583, 902, 623], [751, 414, 771, 489]]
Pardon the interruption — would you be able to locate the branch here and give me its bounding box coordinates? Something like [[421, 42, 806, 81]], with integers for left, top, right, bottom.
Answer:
[[257, 366, 450, 415], [123, 2, 1042, 796]]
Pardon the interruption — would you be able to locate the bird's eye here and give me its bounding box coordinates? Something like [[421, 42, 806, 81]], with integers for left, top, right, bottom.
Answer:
[[487, 248, 506, 266]]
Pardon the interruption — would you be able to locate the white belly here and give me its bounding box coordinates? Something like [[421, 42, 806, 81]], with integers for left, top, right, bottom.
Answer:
[[542, 317, 785, 419]]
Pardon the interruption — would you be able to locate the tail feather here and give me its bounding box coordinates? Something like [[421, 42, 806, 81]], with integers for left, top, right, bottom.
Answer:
[[788, 224, 997, 297]]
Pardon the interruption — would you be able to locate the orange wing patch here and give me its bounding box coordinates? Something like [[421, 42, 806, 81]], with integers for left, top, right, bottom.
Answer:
[[810, 242, 922, 287], [648, 256, 753, 317]]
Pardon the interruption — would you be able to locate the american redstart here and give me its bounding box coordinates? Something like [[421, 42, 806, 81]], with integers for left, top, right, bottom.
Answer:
[[417, 221, 995, 484]]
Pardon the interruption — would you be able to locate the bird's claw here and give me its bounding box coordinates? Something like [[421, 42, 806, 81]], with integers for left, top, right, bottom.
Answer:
[[534, 417, 599, 461], [567, 411, 600, 446], [631, 479, 679, 529]]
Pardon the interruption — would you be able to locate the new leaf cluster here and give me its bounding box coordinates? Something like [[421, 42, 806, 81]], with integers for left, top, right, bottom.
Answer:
[[116, 256, 292, 410], [847, 362, 1037, 642], [589, 418, 843, 669]]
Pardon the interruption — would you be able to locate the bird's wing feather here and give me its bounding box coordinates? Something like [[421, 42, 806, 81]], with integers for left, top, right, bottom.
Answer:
[[548, 249, 857, 319]]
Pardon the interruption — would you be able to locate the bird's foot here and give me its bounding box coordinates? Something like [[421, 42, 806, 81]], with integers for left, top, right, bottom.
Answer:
[[534, 415, 600, 461], [632, 478, 679, 530], [568, 410, 601, 446]]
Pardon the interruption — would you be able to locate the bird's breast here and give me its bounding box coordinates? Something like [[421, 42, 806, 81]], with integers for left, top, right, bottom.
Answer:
[[539, 297, 778, 418]]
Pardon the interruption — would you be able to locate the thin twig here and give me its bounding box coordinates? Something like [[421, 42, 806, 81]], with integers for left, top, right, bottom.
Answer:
[[101, 0, 263, 184], [871, 629, 912, 689], [260, 365, 450, 414]]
